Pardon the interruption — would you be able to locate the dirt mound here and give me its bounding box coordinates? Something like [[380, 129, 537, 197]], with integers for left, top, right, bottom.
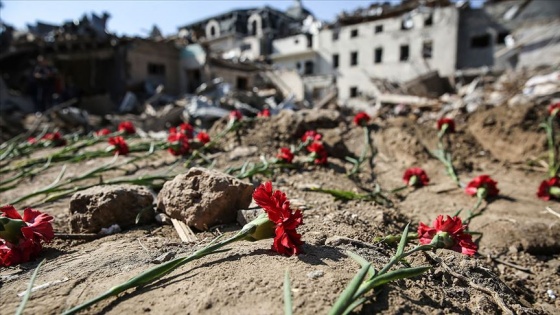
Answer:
[[1, 105, 559, 314]]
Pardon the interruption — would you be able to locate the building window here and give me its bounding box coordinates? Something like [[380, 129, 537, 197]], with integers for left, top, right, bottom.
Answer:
[[294, 39, 299, 44], [350, 51, 358, 66], [350, 87, 358, 98], [240, 43, 251, 51], [375, 25, 383, 33], [425, 14, 433, 26], [332, 30, 339, 41], [210, 26, 216, 37], [497, 31, 509, 44], [422, 40, 433, 59], [350, 29, 358, 38], [147, 63, 166, 75], [471, 34, 491, 48], [237, 77, 248, 90], [306, 34, 313, 48], [251, 20, 258, 36], [296, 62, 301, 70], [304, 61, 314, 75], [374, 48, 383, 64], [400, 45, 409, 62], [333, 54, 339, 69]]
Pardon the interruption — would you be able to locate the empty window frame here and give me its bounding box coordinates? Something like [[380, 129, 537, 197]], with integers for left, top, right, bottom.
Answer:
[[400, 45, 409, 62], [350, 29, 358, 38], [496, 31, 509, 44], [350, 51, 358, 66], [148, 63, 166, 75], [374, 47, 383, 64], [333, 54, 339, 69], [332, 30, 339, 41], [350, 86, 358, 98], [425, 14, 433, 26], [422, 40, 433, 59], [375, 24, 383, 33], [304, 61, 314, 75], [470, 34, 491, 48]]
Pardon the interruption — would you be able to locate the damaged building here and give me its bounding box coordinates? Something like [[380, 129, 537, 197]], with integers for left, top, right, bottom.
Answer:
[[267, 0, 560, 103], [0, 12, 181, 114]]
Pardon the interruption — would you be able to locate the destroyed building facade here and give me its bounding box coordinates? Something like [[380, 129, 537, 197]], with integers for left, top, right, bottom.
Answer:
[[266, 0, 560, 102]]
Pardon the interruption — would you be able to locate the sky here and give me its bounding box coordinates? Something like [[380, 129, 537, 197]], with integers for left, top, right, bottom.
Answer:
[[0, 0, 485, 37]]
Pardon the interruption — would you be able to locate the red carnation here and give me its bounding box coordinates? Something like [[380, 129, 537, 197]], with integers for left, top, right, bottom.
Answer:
[[548, 102, 560, 118], [465, 175, 499, 199], [96, 128, 111, 136], [229, 110, 243, 121], [179, 123, 194, 139], [437, 118, 455, 133], [277, 147, 294, 163], [537, 177, 560, 200], [167, 133, 190, 156], [0, 205, 54, 267], [169, 127, 177, 135], [108, 136, 129, 155], [118, 121, 136, 134], [307, 141, 328, 165], [252, 182, 303, 256], [403, 167, 430, 187], [418, 215, 477, 256], [43, 132, 66, 146], [353, 112, 370, 126], [258, 109, 271, 117], [301, 130, 322, 143], [196, 132, 211, 144]]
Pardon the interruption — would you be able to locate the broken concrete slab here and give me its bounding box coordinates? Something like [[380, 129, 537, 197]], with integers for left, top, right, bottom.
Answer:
[[68, 184, 154, 233], [156, 167, 254, 231]]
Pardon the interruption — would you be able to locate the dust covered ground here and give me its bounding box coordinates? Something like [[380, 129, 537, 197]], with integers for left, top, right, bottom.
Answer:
[[1, 104, 559, 314]]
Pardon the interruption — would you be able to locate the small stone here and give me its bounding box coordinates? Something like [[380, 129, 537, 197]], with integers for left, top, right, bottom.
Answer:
[[307, 270, 324, 279], [152, 252, 176, 264], [157, 168, 253, 231], [228, 146, 258, 160], [154, 212, 172, 225], [69, 184, 154, 233]]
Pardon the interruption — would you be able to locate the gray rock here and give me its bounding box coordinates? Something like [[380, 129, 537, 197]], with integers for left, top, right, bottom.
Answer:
[[69, 185, 154, 233], [237, 208, 264, 225], [156, 168, 253, 231]]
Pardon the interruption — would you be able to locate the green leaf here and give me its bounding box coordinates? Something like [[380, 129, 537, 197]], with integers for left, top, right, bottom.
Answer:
[[284, 270, 293, 315], [345, 156, 358, 164], [328, 263, 371, 315], [367, 266, 431, 289], [396, 223, 410, 258], [341, 297, 367, 315], [16, 259, 46, 315], [346, 251, 376, 279], [309, 187, 367, 201]]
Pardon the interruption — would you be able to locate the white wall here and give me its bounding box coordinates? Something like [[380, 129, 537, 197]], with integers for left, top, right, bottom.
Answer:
[[316, 6, 460, 100], [272, 34, 312, 55]]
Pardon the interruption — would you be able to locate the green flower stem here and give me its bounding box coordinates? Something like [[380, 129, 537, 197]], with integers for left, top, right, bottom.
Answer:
[[351, 244, 433, 301], [373, 232, 419, 245], [0, 157, 53, 190], [390, 185, 409, 193], [184, 122, 238, 167], [433, 145, 461, 187], [348, 126, 371, 176], [40, 174, 173, 204], [542, 116, 558, 177], [463, 195, 484, 226], [62, 215, 268, 315], [9, 154, 153, 205]]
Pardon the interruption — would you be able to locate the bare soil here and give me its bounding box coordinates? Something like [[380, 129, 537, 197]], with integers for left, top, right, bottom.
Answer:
[[1, 104, 559, 314]]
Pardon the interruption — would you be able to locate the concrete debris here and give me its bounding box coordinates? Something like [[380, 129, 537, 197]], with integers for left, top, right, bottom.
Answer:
[[156, 168, 253, 231], [68, 185, 154, 233]]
